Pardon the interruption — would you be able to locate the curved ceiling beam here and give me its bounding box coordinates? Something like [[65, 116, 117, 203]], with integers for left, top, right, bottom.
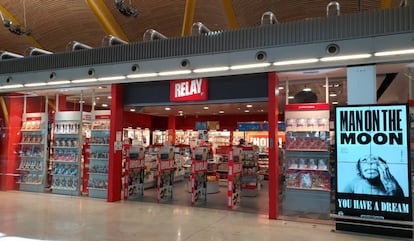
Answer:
[[221, 0, 239, 29], [86, 0, 129, 42], [0, 4, 42, 48], [181, 0, 196, 36]]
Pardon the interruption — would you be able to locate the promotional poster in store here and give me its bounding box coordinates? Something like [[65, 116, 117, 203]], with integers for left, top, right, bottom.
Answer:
[[335, 104, 412, 233]]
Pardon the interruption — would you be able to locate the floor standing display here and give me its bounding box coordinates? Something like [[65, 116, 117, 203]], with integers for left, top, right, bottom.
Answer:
[[335, 104, 412, 238], [284, 104, 331, 213], [124, 144, 145, 200], [157, 146, 175, 202], [191, 146, 208, 205], [51, 111, 82, 196], [228, 148, 242, 210], [240, 147, 260, 197], [88, 110, 110, 198], [17, 113, 48, 192]]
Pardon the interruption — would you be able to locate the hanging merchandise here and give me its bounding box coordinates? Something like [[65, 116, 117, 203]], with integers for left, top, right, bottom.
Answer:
[[17, 113, 48, 192], [124, 144, 146, 200], [88, 110, 111, 198], [157, 146, 175, 202], [191, 146, 208, 206], [227, 147, 242, 210], [51, 111, 83, 196]]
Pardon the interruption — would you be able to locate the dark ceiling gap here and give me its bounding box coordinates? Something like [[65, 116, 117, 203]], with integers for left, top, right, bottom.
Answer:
[[377, 73, 398, 101]]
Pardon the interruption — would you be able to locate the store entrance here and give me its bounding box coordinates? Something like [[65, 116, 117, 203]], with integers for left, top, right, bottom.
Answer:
[[121, 101, 274, 215]]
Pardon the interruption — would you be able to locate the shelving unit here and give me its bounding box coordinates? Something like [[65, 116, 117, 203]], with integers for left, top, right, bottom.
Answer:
[[283, 103, 331, 214], [240, 148, 259, 197], [51, 111, 82, 196], [257, 153, 269, 180], [17, 113, 48, 192], [88, 110, 110, 198]]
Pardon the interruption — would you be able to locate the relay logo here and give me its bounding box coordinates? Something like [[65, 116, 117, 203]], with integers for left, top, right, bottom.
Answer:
[[170, 78, 208, 102]]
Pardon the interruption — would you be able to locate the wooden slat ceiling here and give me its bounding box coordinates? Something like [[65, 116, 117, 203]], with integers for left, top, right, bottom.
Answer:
[[0, 0, 398, 55]]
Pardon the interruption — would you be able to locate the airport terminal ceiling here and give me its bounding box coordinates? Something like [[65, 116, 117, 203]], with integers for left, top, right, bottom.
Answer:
[[0, 0, 405, 55]]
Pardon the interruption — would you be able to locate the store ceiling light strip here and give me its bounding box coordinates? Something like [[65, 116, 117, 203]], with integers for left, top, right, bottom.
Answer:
[[320, 54, 371, 62], [2, 84, 23, 89], [47, 80, 71, 85], [273, 58, 319, 66], [193, 66, 229, 73], [230, 63, 271, 70], [158, 70, 192, 76], [71, 78, 98, 83], [126, 73, 158, 78], [24, 82, 47, 87], [97, 76, 126, 81], [374, 48, 414, 57]]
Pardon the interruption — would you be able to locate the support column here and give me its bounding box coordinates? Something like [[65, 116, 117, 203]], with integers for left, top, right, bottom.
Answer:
[[1, 95, 23, 190], [267, 72, 279, 219], [347, 65, 376, 105], [168, 115, 176, 145], [108, 84, 123, 202]]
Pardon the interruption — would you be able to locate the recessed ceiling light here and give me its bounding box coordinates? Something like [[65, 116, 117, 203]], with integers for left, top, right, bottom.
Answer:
[[203, 106, 209, 110], [246, 104, 253, 108], [329, 93, 337, 97], [303, 87, 312, 91], [332, 101, 339, 105], [130, 108, 136, 112], [178, 110, 183, 113], [278, 86, 284, 90], [107, 96, 112, 99], [219, 110, 224, 114], [244, 110, 250, 113], [102, 103, 108, 107], [165, 107, 171, 111], [288, 96, 294, 99]]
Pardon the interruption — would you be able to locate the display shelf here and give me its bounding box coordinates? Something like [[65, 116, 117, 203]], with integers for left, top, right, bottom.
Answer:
[[87, 110, 111, 199], [17, 113, 49, 193], [283, 103, 331, 214], [51, 111, 83, 196], [240, 148, 259, 197]]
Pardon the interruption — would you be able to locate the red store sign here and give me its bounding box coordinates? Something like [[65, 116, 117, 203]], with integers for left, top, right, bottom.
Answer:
[[170, 78, 208, 102]]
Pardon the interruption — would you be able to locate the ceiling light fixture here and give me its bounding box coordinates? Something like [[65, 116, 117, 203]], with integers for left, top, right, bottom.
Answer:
[[193, 66, 229, 73], [102, 104, 109, 107], [273, 58, 319, 66], [288, 96, 294, 99], [158, 70, 191, 76], [1, 84, 23, 89], [71, 78, 97, 83], [126, 73, 158, 78], [332, 101, 339, 105], [165, 107, 171, 111], [374, 48, 414, 57], [219, 110, 224, 114], [320, 54, 371, 62], [47, 80, 70, 85], [230, 63, 271, 70], [303, 87, 312, 91], [203, 106, 209, 110], [244, 110, 250, 113], [329, 93, 337, 97], [246, 104, 253, 108], [130, 108, 136, 112], [97, 76, 126, 81], [24, 82, 47, 87]]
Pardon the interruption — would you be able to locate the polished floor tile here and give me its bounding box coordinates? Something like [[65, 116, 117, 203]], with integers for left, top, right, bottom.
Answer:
[[0, 191, 409, 241]]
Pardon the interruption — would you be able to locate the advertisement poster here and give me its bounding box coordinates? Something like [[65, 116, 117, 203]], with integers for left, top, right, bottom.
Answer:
[[335, 104, 412, 237], [157, 146, 175, 202]]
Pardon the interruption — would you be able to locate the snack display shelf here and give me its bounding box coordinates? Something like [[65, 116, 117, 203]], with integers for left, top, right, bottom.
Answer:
[[17, 113, 49, 193]]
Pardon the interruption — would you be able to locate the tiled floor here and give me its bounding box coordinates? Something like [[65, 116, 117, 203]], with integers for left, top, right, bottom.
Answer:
[[0, 191, 408, 241]]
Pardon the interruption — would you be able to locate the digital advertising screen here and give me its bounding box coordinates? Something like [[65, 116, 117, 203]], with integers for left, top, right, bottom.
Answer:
[[335, 104, 412, 237]]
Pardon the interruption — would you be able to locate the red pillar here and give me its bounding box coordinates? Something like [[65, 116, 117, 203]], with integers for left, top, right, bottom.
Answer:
[[108, 84, 123, 202], [168, 115, 176, 145], [2, 95, 23, 190], [267, 72, 279, 219]]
